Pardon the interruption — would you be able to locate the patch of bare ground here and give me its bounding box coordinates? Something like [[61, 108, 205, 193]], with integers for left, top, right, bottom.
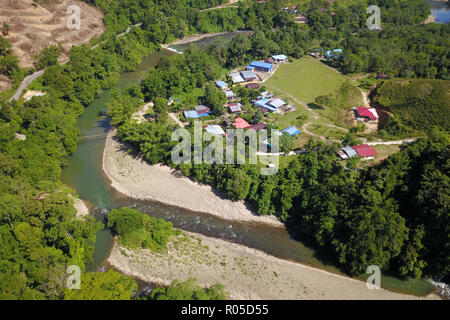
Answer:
[[0, 75, 12, 92], [1, 0, 105, 68], [108, 230, 440, 300]]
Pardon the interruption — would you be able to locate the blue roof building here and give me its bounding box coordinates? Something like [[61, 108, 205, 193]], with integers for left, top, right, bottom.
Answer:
[[215, 81, 228, 89], [184, 110, 199, 119], [282, 126, 301, 136], [246, 61, 273, 72]]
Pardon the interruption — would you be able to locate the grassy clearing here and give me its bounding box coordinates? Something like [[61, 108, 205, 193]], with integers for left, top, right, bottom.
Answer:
[[358, 144, 401, 168], [265, 58, 347, 104], [308, 124, 348, 141], [266, 58, 363, 131]]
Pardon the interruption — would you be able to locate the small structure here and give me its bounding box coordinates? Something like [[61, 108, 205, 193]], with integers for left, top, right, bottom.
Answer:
[[310, 52, 321, 58], [233, 117, 250, 129], [376, 73, 389, 79], [195, 105, 211, 115], [338, 146, 358, 159], [272, 54, 287, 62], [228, 103, 242, 113], [14, 133, 26, 141], [254, 98, 286, 112], [215, 80, 228, 90], [205, 125, 226, 136], [246, 61, 273, 73], [257, 91, 273, 100], [144, 114, 156, 122], [355, 107, 378, 122], [246, 122, 265, 132], [245, 83, 260, 90], [295, 15, 308, 23], [225, 90, 236, 100], [267, 98, 286, 109], [282, 126, 301, 136], [325, 49, 343, 60], [230, 72, 245, 84], [265, 57, 275, 63], [23, 90, 46, 101], [352, 144, 377, 158], [184, 110, 199, 119], [240, 71, 258, 81], [224, 118, 233, 127]]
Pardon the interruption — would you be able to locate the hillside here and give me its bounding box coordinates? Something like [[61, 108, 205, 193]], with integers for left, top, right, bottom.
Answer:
[[375, 79, 450, 135], [0, 0, 105, 68]]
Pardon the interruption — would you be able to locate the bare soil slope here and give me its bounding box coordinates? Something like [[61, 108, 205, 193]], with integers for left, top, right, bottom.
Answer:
[[1, 0, 105, 68]]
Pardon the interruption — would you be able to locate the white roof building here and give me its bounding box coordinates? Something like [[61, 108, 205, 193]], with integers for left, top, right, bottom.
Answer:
[[205, 125, 225, 136], [230, 72, 245, 83], [268, 98, 286, 109], [272, 54, 287, 61]]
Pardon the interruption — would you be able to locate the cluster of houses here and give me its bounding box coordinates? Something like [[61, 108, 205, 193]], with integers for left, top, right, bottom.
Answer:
[[183, 105, 212, 119], [253, 92, 294, 114], [338, 144, 377, 160], [229, 55, 288, 85]]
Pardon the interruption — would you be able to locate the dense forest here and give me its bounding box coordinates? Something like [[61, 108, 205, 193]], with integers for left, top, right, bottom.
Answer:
[[375, 79, 450, 137], [0, 0, 448, 299]]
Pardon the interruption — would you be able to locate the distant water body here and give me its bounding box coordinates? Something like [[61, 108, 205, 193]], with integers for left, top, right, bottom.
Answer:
[[426, 0, 450, 23]]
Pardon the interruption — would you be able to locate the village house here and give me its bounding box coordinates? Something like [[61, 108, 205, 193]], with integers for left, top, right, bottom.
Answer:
[[246, 61, 273, 73], [354, 107, 378, 122], [195, 105, 211, 115], [272, 54, 288, 63], [233, 117, 250, 129], [215, 80, 228, 90], [246, 122, 265, 132], [225, 90, 237, 100], [295, 15, 308, 23], [227, 102, 242, 113], [282, 126, 301, 136], [205, 124, 226, 136], [338, 144, 377, 159], [229, 71, 259, 84], [325, 49, 343, 60], [254, 97, 287, 113], [245, 83, 260, 90]]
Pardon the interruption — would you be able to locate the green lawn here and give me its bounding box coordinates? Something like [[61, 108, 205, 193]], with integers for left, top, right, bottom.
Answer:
[[265, 58, 347, 104]]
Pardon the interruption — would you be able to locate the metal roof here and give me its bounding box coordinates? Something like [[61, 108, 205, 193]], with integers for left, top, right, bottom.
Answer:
[[352, 144, 377, 157], [282, 126, 301, 136], [268, 98, 286, 108], [205, 125, 225, 136], [249, 61, 273, 70], [341, 146, 358, 158]]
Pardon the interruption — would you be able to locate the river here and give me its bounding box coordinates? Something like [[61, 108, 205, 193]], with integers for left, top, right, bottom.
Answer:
[[60, 43, 434, 297], [426, 0, 450, 23]]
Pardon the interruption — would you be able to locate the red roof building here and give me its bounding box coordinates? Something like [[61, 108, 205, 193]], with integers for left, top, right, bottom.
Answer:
[[245, 83, 261, 90], [356, 107, 378, 120], [233, 117, 250, 129], [246, 122, 265, 132], [351, 144, 377, 157]]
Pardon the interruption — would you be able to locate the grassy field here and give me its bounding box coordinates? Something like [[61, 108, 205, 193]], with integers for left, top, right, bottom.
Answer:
[[358, 144, 401, 168], [265, 58, 347, 104], [266, 58, 362, 130]]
